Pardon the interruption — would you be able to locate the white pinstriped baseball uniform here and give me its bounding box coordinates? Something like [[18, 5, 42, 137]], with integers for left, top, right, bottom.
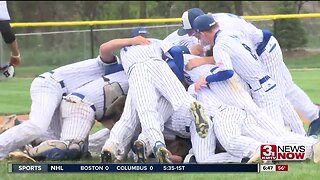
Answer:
[[59, 70, 129, 143], [208, 30, 286, 128], [163, 29, 199, 49], [183, 54, 318, 161], [187, 85, 318, 161], [0, 56, 111, 159], [183, 54, 278, 129], [0, 1, 10, 20], [206, 13, 305, 134], [117, 38, 200, 149], [167, 12, 307, 133], [211, 13, 319, 123]]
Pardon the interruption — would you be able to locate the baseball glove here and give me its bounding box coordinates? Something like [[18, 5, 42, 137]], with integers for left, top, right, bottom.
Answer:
[[7, 150, 36, 162], [0, 64, 15, 81]]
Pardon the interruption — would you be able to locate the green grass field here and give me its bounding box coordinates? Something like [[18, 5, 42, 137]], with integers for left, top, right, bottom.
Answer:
[[0, 55, 320, 179]]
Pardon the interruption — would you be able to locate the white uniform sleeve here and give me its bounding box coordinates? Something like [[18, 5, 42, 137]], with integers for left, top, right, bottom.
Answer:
[[0, 1, 10, 21]]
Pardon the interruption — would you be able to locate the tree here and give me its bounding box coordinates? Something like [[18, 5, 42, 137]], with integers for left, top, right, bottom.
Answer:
[[273, 1, 307, 51], [139, 1, 146, 19], [234, 1, 243, 15]]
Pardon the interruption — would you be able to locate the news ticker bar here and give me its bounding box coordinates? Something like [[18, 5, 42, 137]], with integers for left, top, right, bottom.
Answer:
[[8, 164, 260, 173]]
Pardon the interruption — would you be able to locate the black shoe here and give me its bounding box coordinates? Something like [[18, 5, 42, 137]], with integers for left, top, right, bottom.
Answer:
[[133, 140, 147, 163], [307, 117, 320, 136], [183, 154, 197, 164], [100, 151, 112, 163], [241, 157, 250, 163]]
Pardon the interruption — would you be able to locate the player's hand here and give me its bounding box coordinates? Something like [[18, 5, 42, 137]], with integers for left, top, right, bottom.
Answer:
[[9, 55, 21, 67], [185, 58, 201, 71], [130, 36, 150, 46], [195, 76, 207, 92], [189, 44, 203, 55]]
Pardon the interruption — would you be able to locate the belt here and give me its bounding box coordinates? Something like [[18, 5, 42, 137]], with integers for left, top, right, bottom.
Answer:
[[37, 71, 65, 89], [71, 92, 96, 111], [248, 75, 273, 90]]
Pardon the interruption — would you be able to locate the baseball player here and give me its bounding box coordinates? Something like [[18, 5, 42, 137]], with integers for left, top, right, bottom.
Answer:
[[192, 90, 320, 164], [0, 35, 149, 160], [179, 53, 319, 163], [189, 14, 289, 132], [21, 70, 128, 161], [0, 1, 21, 67], [132, 95, 243, 164], [101, 37, 209, 163], [175, 8, 317, 135]]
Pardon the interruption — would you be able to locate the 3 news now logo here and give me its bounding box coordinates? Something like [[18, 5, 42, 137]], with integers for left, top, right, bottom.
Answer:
[[260, 144, 306, 161]]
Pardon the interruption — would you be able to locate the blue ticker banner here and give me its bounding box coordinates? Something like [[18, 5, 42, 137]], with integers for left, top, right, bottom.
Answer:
[[9, 163, 259, 173]]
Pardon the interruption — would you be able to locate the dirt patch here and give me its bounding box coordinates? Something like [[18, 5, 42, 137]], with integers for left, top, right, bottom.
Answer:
[[0, 114, 29, 123]]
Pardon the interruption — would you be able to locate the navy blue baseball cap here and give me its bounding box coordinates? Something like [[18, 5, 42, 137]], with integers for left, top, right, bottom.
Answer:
[[130, 27, 149, 38], [177, 8, 205, 36], [193, 14, 216, 33]]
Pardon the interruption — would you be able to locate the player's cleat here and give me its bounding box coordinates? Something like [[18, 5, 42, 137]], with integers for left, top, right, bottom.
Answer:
[[191, 101, 209, 138], [7, 151, 36, 162], [133, 139, 147, 163], [183, 154, 197, 164], [100, 150, 113, 163], [312, 141, 320, 164], [0, 114, 19, 134], [153, 142, 172, 164]]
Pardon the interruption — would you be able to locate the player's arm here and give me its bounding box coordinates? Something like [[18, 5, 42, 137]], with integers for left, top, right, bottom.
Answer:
[[185, 56, 215, 71], [99, 36, 150, 63], [0, 20, 21, 66], [194, 67, 234, 92], [194, 49, 234, 91]]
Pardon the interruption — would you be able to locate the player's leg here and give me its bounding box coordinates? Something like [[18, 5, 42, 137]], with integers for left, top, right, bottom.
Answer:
[[59, 94, 96, 159], [0, 76, 63, 159], [129, 64, 170, 163], [286, 84, 320, 136], [101, 89, 140, 162], [259, 36, 305, 135], [145, 60, 209, 138], [281, 99, 306, 135], [213, 106, 261, 159], [25, 93, 96, 161], [133, 96, 174, 163], [88, 128, 110, 155], [190, 118, 242, 163], [242, 114, 320, 163]]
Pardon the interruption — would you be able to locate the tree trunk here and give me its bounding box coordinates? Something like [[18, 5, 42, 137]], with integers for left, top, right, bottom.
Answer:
[[139, 1, 147, 19], [234, 1, 243, 15]]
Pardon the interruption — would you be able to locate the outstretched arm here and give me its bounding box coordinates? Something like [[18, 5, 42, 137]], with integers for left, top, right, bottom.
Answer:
[[185, 56, 215, 71], [194, 67, 234, 92], [99, 36, 150, 63]]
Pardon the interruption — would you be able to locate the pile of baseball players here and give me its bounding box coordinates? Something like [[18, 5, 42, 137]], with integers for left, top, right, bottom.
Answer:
[[1, 8, 320, 165]]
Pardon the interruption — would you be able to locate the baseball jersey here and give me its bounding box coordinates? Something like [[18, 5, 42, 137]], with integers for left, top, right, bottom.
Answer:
[[212, 30, 272, 90], [43, 56, 110, 94], [70, 70, 129, 120], [163, 29, 199, 48], [0, 1, 10, 20], [119, 38, 173, 75], [210, 13, 263, 50]]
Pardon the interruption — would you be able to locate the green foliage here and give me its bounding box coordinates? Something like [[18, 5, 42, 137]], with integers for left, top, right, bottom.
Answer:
[[273, 1, 307, 51]]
